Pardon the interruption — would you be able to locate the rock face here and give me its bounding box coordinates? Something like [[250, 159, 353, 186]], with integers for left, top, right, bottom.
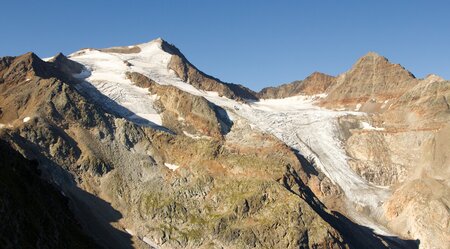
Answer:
[[126, 71, 232, 138], [258, 72, 336, 99], [161, 40, 259, 101], [321, 52, 418, 111]]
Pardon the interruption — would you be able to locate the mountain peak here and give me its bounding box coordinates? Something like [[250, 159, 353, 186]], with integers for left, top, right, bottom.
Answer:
[[423, 74, 445, 83], [362, 51, 385, 59], [323, 52, 418, 106], [349, 52, 415, 78], [354, 52, 390, 66]]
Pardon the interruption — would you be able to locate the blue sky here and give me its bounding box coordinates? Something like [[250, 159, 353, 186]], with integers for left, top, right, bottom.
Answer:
[[1, 0, 449, 90]]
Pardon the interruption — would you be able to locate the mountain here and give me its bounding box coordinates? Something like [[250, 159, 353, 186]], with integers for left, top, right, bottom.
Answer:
[[321, 52, 418, 111], [1, 38, 447, 248], [258, 72, 336, 99]]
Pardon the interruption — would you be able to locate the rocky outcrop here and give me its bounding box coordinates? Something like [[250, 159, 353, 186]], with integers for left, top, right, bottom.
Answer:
[[321, 52, 418, 110], [50, 52, 86, 76], [126, 71, 232, 138], [384, 178, 450, 249], [386, 78, 450, 124], [161, 40, 258, 101], [258, 72, 336, 99]]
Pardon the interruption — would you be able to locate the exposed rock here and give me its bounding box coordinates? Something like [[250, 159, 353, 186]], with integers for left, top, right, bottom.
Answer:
[[258, 72, 336, 99], [98, 45, 141, 54], [126, 71, 232, 138], [321, 52, 418, 110], [384, 178, 450, 249], [50, 52, 86, 76]]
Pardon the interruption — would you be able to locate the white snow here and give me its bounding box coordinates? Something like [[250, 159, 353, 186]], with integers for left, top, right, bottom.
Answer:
[[164, 163, 180, 171], [183, 131, 210, 140], [69, 40, 169, 127], [42, 56, 55, 62], [23, 117, 31, 123], [355, 103, 362, 111], [125, 228, 134, 236], [361, 121, 385, 131], [143, 237, 159, 248]]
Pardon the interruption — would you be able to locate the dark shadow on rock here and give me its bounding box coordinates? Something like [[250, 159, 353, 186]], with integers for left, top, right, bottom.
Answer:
[[284, 163, 420, 249], [0, 138, 135, 249], [211, 103, 233, 135], [67, 186, 134, 249], [291, 148, 319, 177]]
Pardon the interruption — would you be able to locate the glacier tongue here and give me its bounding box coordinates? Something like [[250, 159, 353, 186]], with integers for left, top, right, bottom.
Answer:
[[202, 94, 393, 235]]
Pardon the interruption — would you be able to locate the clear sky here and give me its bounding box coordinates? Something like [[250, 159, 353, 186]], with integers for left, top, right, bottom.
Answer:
[[1, 0, 449, 90]]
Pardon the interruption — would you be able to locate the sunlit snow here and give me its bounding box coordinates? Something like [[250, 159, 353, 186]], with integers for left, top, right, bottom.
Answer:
[[361, 121, 385, 131], [164, 163, 180, 171]]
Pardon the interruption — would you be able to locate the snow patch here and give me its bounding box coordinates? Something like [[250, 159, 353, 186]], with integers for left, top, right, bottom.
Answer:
[[42, 56, 55, 62], [355, 103, 362, 111], [143, 237, 159, 248], [381, 100, 389, 109], [361, 121, 385, 131], [164, 163, 179, 171], [183, 131, 210, 140], [23, 117, 31, 123], [125, 228, 134, 236]]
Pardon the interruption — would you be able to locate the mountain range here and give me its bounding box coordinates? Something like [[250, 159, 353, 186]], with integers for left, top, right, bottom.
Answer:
[[0, 38, 448, 249]]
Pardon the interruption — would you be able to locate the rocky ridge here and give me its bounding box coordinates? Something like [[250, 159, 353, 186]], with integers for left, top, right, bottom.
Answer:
[[258, 72, 336, 99]]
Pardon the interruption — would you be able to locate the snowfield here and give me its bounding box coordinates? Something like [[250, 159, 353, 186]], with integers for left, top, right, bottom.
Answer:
[[361, 121, 385, 131], [68, 38, 392, 235]]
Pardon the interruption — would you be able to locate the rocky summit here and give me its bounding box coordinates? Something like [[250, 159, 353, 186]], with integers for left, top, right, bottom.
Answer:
[[0, 38, 448, 249]]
